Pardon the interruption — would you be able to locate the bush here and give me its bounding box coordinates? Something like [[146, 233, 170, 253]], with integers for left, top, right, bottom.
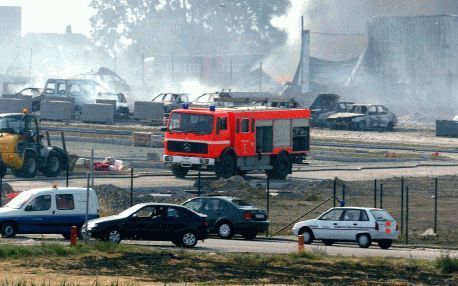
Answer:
[[435, 254, 458, 273]]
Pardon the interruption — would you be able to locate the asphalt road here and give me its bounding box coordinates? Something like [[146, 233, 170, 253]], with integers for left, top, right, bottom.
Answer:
[[1, 235, 456, 260]]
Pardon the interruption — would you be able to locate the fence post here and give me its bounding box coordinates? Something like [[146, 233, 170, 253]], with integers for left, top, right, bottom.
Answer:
[[342, 184, 346, 202], [400, 177, 404, 233], [84, 173, 90, 244], [66, 162, 69, 187], [379, 183, 383, 209], [405, 186, 409, 245], [373, 179, 377, 208], [0, 177, 2, 207], [197, 171, 201, 197], [130, 168, 134, 207], [333, 177, 337, 207], [434, 178, 438, 234], [266, 176, 270, 238]]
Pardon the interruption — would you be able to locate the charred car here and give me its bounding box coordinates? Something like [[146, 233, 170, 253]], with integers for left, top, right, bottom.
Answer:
[[152, 93, 190, 113], [327, 104, 397, 131], [309, 94, 353, 127]]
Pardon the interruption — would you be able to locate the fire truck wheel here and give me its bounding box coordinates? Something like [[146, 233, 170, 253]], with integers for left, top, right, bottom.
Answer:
[[171, 166, 188, 178], [266, 153, 290, 179], [215, 153, 236, 179]]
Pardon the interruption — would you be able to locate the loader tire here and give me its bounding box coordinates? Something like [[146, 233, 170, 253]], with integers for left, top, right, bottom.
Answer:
[[14, 151, 38, 178], [42, 151, 62, 177]]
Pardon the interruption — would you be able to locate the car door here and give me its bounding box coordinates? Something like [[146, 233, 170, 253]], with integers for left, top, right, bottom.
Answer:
[[164, 206, 190, 239], [236, 117, 255, 156], [53, 193, 77, 234], [338, 209, 367, 240], [21, 193, 55, 234], [367, 105, 378, 128], [202, 199, 222, 229], [125, 205, 162, 240], [312, 208, 344, 239], [377, 106, 390, 128]]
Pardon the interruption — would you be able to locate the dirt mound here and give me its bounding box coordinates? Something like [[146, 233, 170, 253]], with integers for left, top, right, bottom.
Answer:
[[0, 183, 15, 206], [94, 184, 132, 216], [195, 176, 265, 200]]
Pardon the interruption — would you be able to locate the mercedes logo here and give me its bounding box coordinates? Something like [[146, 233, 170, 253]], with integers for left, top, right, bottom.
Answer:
[[183, 143, 191, 152]]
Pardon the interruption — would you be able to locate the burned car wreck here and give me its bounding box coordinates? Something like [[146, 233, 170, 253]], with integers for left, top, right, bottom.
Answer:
[[327, 104, 397, 131], [309, 94, 353, 127]]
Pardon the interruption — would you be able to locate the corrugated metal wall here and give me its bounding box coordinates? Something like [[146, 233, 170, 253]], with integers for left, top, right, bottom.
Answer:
[[365, 15, 458, 110]]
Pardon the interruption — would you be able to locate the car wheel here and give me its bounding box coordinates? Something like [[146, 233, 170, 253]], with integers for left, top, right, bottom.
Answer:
[[241, 230, 257, 240], [1, 222, 17, 238], [181, 232, 197, 248], [171, 166, 188, 178], [217, 222, 233, 239], [299, 228, 313, 244], [322, 239, 334, 246], [105, 229, 122, 244], [14, 152, 38, 178], [215, 153, 236, 179], [377, 239, 392, 249], [42, 151, 62, 177], [266, 152, 291, 179], [356, 234, 372, 248], [387, 122, 395, 131]]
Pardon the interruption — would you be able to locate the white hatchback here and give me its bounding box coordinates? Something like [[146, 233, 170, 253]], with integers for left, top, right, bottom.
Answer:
[[292, 207, 399, 249]]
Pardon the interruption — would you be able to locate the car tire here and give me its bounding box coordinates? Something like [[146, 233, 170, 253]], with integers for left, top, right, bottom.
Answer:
[[14, 151, 38, 178], [377, 239, 393, 249], [387, 122, 395, 131], [1, 222, 17, 238], [299, 228, 313, 244], [181, 232, 197, 248], [171, 166, 188, 178], [356, 234, 372, 248], [241, 230, 257, 240], [104, 228, 122, 244], [322, 239, 334, 246], [217, 222, 234, 239], [42, 151, 62, 177], [215, 153, 236, 179], [266, 152, 291, 180]]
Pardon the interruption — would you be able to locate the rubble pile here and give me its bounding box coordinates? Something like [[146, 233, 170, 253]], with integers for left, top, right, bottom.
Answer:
[[94, 184, 132, 216], [195, 175, 265, 199]]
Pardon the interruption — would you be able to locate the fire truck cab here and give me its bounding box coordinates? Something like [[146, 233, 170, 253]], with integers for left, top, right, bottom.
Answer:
[[163, 105, 310, 179]]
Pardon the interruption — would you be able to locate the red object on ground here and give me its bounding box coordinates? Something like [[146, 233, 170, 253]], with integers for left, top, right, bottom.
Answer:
[[94, 162, 110, 171], [70, 226, 78, 246]]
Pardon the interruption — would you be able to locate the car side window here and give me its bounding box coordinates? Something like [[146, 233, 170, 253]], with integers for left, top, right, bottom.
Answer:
[[342, 209, 361, 221], [56, 194, 74, 210], [184, 199, 204, 212], [319, 209, 344, 221], [28, 195, 51, 211], [377, 106, 387, 114], [135, 206, 156, 218], [360, 210, 369, 221], [168, 207, 189, 219], [368, 106, 377, 115], [204, 199, 222, 213]]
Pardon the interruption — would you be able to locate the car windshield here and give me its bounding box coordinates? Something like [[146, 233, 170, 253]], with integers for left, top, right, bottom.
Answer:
[[231, 199, 251, 207], [118, 204, 146, 217], [370, 210, 394, 221], [0, 117, 25, 134], [168, 112, 213, 134], [4, 192, 31, 209]]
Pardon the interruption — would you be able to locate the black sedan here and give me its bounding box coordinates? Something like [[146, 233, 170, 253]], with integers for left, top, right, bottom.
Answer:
[[182, 196, 269, 240], [83, 203, 208, 247]]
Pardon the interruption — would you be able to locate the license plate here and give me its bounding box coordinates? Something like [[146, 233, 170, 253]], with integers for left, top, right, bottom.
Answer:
[[255, 214, 265, 219]]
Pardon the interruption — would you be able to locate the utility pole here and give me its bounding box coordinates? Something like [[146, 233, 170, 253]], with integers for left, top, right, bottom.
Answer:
[[259, 61, 263, 92]]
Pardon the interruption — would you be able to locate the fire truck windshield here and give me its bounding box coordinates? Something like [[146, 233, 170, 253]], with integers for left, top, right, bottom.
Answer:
[[168, 113, 213, 134]]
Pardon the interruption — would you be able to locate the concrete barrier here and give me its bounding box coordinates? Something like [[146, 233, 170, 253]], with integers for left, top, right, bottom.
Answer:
[[436, 120, 458, 137], [134, 101, 164, 121], [40, 100, 74, 121], [43, 96, 75, 104], [96, 99, 117, 113], [82, 103, 115, 124], [0, 98, 33, 113]]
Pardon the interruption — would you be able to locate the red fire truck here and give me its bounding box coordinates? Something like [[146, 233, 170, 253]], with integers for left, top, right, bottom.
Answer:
[[163, 105, 310, 179]]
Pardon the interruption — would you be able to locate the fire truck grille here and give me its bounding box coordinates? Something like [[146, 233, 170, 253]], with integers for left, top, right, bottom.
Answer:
[[167, 141, 208, 154]]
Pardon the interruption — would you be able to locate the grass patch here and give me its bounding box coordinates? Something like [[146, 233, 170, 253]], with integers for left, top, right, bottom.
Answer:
[[435, 254, 458, 273], [0, 243, 453, 284]]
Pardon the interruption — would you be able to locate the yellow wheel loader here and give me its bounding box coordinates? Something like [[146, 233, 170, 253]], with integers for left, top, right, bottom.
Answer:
[[0, 110, 68, 178]]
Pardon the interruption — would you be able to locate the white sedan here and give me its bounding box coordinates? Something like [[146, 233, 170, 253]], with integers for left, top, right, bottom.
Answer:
[[292, 207, 399, 249]]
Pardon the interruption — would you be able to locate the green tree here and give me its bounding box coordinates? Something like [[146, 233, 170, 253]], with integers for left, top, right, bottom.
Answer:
[[90, 0, 289, 56]]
